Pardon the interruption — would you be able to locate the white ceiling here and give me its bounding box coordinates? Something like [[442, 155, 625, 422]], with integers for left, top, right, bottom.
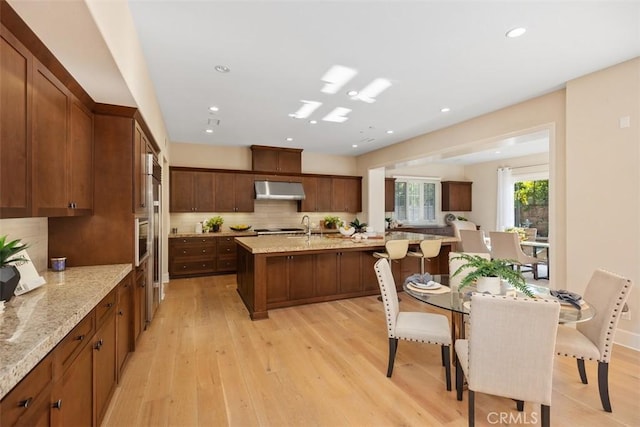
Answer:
[[9, 1, 640, 161]]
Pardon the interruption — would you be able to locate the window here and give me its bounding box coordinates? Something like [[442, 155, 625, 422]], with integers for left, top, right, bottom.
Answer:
[[514, 179, 548, 237], [394, 178, 438, 224]]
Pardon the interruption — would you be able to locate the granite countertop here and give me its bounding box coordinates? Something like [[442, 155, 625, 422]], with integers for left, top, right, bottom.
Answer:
[[235, 231, 458, 254], [0, 263, 132, 399]]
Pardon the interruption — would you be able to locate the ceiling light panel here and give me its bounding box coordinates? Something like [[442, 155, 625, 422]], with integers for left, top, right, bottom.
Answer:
[[323, 107, 351, 123], [321, 65, 358, 94], [506, 27, 526, 38], [292, 100, 322, 119], [352, 78, 392, 103]]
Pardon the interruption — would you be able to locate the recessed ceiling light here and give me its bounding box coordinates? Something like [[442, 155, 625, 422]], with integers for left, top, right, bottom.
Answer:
[[205, 129, 214, 134], [309, 120, 318, 124], [352, 144, 358, 148], [441, 107, 451, 113], [505, 27, 526, 38], [386, 130, 394, 134], [286, 137, 293, 142], [214, 65, 230, 73], [347, 90, 358, 97], [209, 106, 219, 112]]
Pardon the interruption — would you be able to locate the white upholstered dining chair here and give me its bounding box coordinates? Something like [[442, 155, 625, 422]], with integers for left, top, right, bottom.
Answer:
[[407, 239, 442, 274], [373, 258, 452, 390], [554, 268, 633, 412], [451, 220, 477, 240], [489, 231, 542, 279], [455, 293, 560, 427], [458, 230, 490, 254]]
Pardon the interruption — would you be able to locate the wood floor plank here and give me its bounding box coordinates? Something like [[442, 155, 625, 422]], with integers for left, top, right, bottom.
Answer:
[[102, 274, 640, 427]]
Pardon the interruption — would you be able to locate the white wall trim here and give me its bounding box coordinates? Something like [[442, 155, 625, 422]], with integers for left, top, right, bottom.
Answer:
[[614, 329, 640, 351]]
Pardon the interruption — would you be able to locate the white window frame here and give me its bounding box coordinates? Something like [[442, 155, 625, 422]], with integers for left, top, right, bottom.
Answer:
[[393, 176, 440, 225]]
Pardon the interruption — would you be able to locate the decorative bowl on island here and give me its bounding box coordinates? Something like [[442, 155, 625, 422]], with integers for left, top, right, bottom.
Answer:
[[230, 225, 252, 232], [338, 226, 355, 237]]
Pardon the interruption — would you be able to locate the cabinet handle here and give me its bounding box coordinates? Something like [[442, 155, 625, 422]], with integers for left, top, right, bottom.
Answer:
[[183, 250, 187, 254], [19, 397, 33, 408], [76, 334, 85, 341], [118, 310, 124, 316], [94, 339, 104, 351], [183, 265, 187, 269], [52, 400, 63, 410], [202, 249, 206, 253], [106, 302, 114, 308]]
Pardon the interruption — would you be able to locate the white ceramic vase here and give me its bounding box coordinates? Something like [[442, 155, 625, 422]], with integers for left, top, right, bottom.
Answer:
[[476, 276, 502, 295]]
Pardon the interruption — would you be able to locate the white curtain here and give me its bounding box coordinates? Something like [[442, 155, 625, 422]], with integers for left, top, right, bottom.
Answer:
[[496, 167, 514, 231]]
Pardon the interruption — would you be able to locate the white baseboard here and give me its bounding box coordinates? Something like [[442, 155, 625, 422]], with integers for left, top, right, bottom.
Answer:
[[162, 272, 170, 284], [615, 328, 640, 351]]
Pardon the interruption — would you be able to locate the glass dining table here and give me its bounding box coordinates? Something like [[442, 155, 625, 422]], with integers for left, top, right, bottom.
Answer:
[[403, 276, 596, 345]]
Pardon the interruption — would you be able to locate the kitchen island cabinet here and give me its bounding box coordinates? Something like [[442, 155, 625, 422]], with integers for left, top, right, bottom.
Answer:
[[235, 232, 456, 319]]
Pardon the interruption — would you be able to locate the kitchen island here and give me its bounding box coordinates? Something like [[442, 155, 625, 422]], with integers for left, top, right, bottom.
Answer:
[[235, 232, 458, 319]]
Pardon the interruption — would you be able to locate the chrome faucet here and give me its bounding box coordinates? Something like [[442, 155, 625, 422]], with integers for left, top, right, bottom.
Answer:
[[301, 215, 311, 237]]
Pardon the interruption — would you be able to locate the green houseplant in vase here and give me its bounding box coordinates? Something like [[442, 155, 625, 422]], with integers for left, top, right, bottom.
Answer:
[[349, 217, 368, 233], [0, 235, 29, 302], [205, 216, 224, 232], [450, 253, 533, 297], [323, 216, 341, 229]]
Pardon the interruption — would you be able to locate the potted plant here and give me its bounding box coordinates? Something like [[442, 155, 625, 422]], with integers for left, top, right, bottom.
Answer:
[[323, 216, 341, 229], [450, 253, 533, 297], [0, 235, 29, 302], [205, 216, 224, 232], [349, 218, 368, 233]]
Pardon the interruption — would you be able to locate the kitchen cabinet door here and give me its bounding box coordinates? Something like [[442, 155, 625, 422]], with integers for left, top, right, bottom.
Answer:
[[31, 61, 69, 217], [170, 169, 215, 212], [338, 251, 362, 293], [215, 172, 254, 212], [288, 254, 315, 300], [266, 256, 288, 303], [331, 177, 362, 213], [299, 176, 331, 212], [94, 307, 116, 425], [441, 181, 472, 212], [314, 253, 338, 296], [116, 274, 133, 380], [68, 99, 93, 214], [385, 178, 395, 212], [251, 145, 302, 173], [57, 339, 93, 427], [134, 260, 147, 343], [0, 28, 31, 218]]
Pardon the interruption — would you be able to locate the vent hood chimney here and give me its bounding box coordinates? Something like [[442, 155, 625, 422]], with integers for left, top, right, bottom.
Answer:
[[254, 181, 306, 201]]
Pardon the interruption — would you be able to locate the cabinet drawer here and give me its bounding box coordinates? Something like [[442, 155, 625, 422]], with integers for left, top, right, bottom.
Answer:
[[96, 288, 117, 327], [217, 236, 236, 248], [58, 311, 95, 370], [171, 237, 216, 246], [217, 257, 237, 272], [171, 260, 216, 275], [217, 243, 236, 256], [1, 351, 54, 427], [171, 244, 216, 258]]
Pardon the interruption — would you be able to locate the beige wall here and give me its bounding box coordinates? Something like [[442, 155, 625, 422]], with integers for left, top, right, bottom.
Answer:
[[565, 58, 640, 345]]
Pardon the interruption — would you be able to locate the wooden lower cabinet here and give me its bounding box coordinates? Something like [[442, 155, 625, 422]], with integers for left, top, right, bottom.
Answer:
[[0, 273, 135, 427], [134, 261, 147, 342], [169, 235, 241, 278], [116, 274, 133, 379]]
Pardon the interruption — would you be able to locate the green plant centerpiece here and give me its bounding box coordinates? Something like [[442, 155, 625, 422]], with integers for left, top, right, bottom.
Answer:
[[323, 216, 341, 229], [349, 218, 368, 233], [205, 216, 224, 232], [0, 235, 29, 302], [451, 253, 533, 297]]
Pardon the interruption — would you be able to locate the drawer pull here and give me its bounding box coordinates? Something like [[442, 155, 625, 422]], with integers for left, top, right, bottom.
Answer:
[[183, 250, 187, 254], [106, 302, 114, 308], [118, 310, 124, 316], [202, 249, 206, 253], [76, 334, 85, 341], [94, 339, 104, 351], [53, 399, 63, 410], [19, 397, 33, 408]]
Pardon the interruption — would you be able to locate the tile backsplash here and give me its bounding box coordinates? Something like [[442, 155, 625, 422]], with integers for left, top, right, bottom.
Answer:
[[0, 218, 48, 272], [169, 200, 363, 233]]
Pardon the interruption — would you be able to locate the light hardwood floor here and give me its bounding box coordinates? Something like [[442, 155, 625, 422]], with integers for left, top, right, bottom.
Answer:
[[103, 274, 640, 427]]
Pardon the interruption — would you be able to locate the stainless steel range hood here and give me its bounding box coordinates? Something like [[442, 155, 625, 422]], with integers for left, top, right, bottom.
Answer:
[[254, 180, 306, 200]]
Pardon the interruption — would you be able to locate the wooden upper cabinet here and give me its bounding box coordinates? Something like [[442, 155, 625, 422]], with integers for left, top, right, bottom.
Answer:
[[299, 176, 331, 212], [31, 61, 70, 217], [68, 100, 93, 214], [0, 27, 31, 218], [250, 145, 302, 174], [214, 172, 254, 212], [170, 168, 215, 212], [331, 176, 362, 213], [385, 178, 395, 212], [441, 181, 472, 211]]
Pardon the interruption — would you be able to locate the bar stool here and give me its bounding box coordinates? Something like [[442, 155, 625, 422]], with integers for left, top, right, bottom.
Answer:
[[407, 239, 442, 274], [373, 240, 409, 301]]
